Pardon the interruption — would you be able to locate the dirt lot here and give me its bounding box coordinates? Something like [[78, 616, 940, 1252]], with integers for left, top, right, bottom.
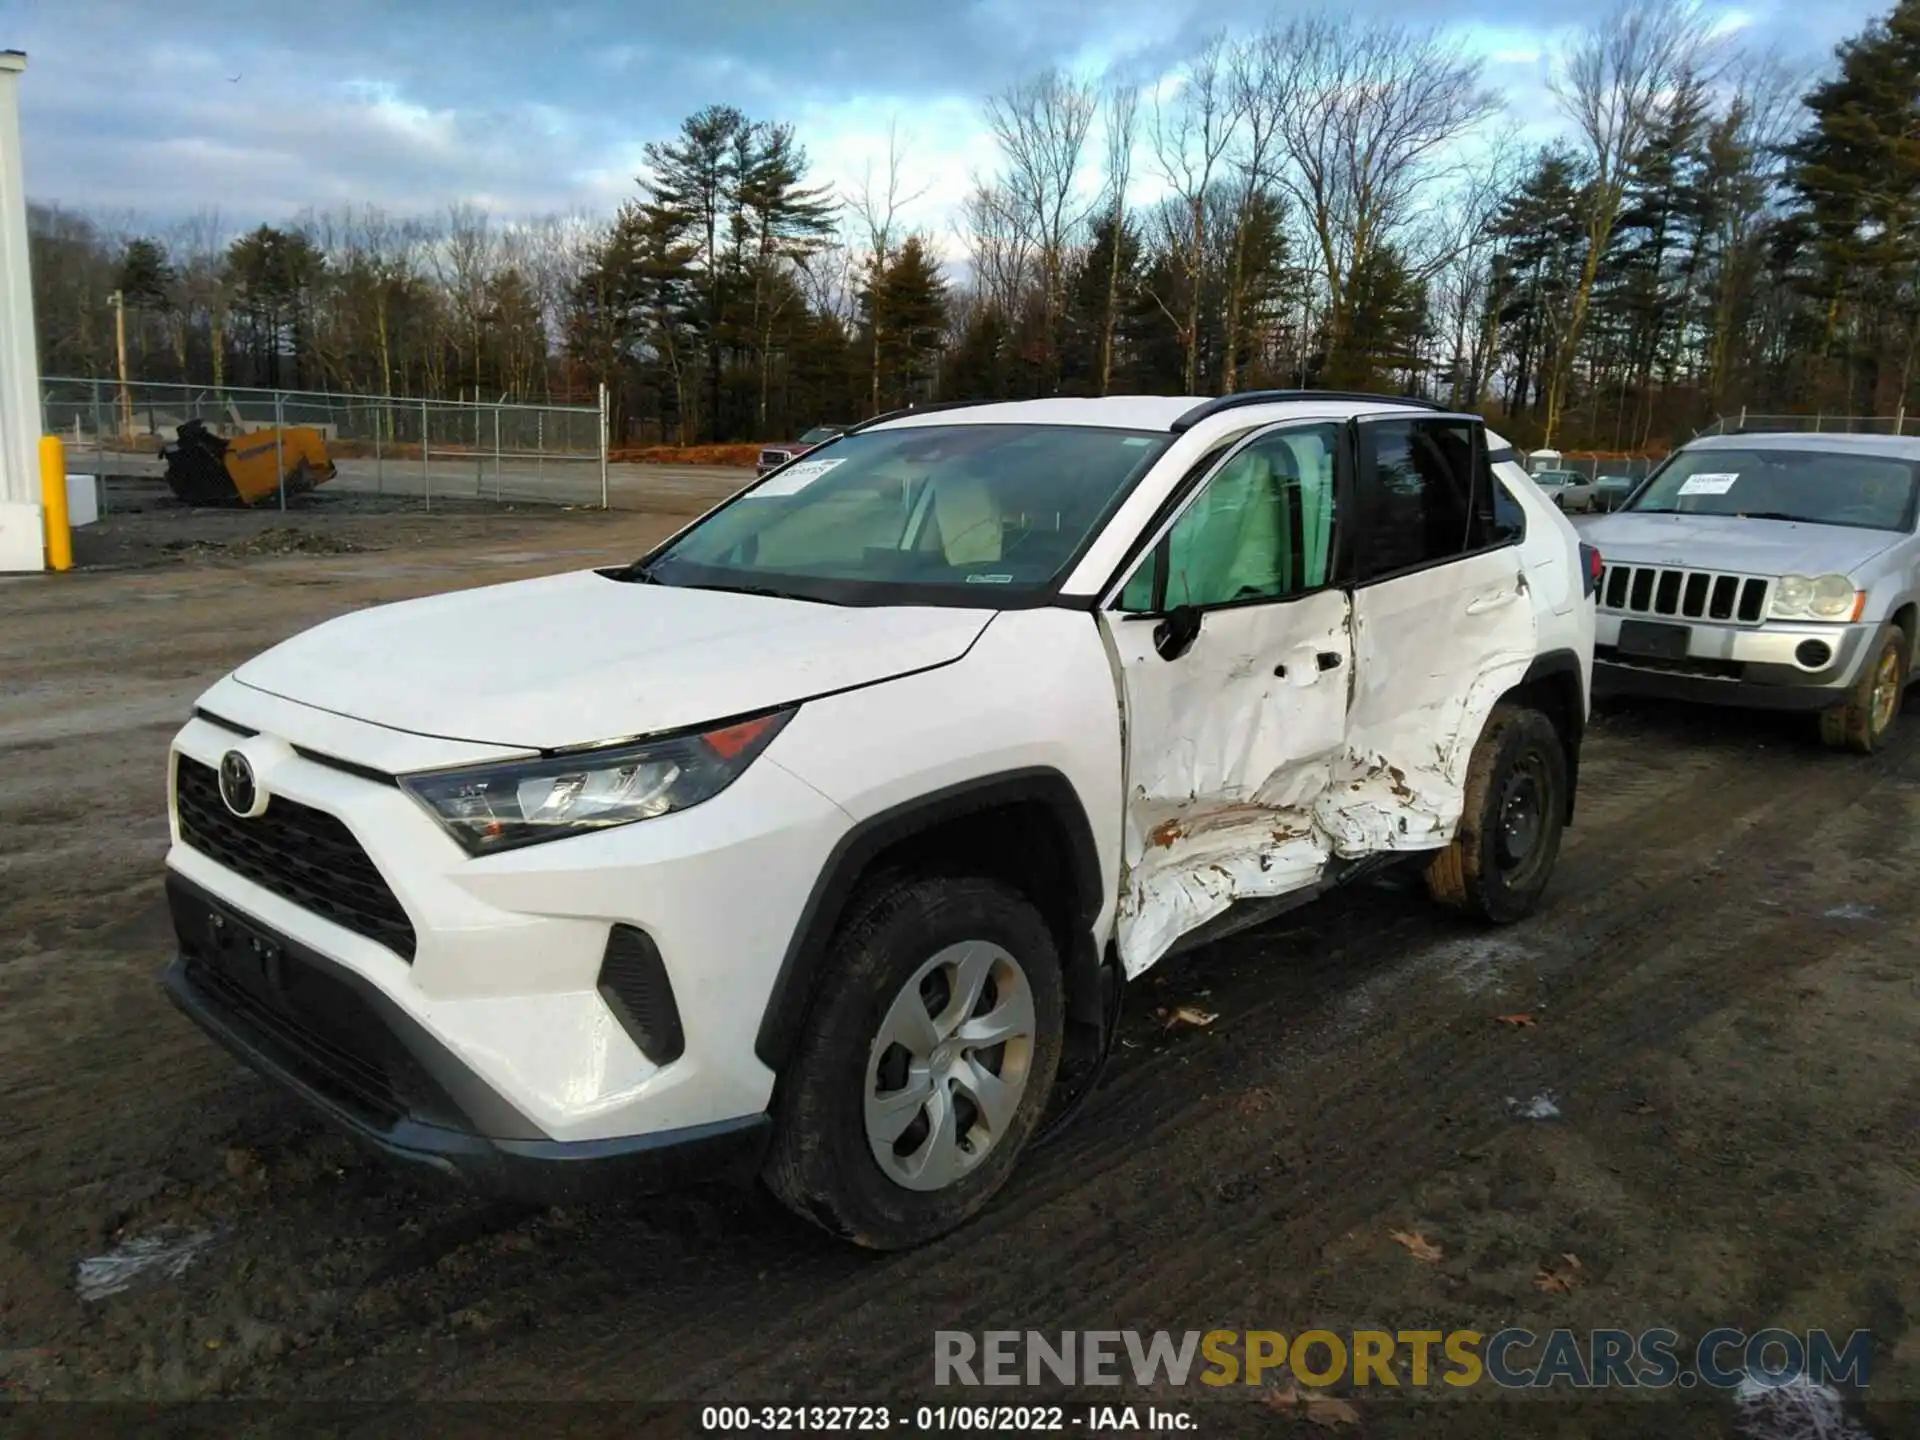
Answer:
[[1, 499, 1916, 1437]]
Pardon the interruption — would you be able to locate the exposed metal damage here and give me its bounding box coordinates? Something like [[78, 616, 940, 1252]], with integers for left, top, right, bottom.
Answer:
[[1109, 555, 1539, 980]]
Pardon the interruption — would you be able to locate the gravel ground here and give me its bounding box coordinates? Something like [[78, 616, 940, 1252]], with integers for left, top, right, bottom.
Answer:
[[0, 501, 1915, 1437]]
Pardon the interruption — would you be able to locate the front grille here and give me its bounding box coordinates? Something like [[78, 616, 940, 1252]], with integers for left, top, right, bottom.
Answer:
[[174, 755, 417, 960], [758, 448, 790, 468], [1598, 564, 1770, 624]]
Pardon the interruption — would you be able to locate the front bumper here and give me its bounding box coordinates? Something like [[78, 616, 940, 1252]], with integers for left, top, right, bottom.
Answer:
[[1593, 612, 1872, 711], [163, 873, 770, 1202], [164, 680, 853, 1151]]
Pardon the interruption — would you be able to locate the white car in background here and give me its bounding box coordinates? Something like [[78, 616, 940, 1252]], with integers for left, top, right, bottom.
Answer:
[[1531, 468, 1602, 513], [161, 391, 1596, 1248]]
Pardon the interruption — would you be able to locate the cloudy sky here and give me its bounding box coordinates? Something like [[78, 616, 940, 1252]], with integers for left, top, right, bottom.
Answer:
[[0, 0, 1890, 239]]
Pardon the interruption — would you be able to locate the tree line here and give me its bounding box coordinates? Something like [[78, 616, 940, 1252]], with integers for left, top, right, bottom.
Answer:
[[26, 0, 1920, 451]]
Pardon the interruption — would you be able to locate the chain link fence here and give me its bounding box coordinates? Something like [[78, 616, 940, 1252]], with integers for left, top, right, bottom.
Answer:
[[41, 377, 609, 512], [1696, 412, 1913, 439]]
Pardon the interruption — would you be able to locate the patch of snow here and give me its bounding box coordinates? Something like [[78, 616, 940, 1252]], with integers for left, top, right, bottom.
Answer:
[[75, 1228, 216, 1302], [1505, 1092, 1562, 1121], [1734, 1375, 1872, 1440], [1822, 904, 1877, 922]]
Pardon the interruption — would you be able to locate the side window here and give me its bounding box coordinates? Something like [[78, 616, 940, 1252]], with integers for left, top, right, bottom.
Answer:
[[1488, 472, 1527, 544], [1354, 418, 1480, 582], [1117, 424, 1341, 612]]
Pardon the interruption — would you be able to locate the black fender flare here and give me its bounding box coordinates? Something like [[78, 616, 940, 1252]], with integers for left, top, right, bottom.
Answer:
[[753, 767, 1107, 1074]]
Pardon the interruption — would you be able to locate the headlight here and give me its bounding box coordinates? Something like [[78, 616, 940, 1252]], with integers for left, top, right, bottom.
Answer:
[[1769, 573, 1862, 622], [400, 708, 794, 856]]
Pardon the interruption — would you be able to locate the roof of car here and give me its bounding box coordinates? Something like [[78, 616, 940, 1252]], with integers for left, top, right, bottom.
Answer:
[[864, 393, 1462, 435], [1689, 431, 1920, 459]]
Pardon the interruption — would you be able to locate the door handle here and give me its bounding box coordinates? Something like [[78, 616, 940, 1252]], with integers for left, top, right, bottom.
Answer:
[[1275, 652, 1343, 681], [1466, 589, 1521, 615]]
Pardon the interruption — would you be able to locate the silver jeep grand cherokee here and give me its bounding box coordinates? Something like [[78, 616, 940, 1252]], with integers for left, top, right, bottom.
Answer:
[[1582, 431, 1920, 753]]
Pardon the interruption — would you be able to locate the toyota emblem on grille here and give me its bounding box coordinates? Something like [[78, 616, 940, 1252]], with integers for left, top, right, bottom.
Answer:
[[218, 749, 262, 817]]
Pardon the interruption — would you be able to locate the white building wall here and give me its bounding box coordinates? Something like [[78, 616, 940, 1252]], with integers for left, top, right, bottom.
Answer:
[[0, 52, 44, 572]]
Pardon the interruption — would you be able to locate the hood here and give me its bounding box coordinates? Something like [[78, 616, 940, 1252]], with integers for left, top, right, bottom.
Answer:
[[234, 569, 994, 751], [1579, 511, 1902, 578]]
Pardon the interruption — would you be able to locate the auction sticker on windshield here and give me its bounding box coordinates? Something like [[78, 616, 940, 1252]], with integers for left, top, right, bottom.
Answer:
[[756, 457, 845, 496], [1677, 472, 1739, 496]]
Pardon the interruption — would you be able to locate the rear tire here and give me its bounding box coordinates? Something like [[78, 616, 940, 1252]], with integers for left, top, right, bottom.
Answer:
[[1819, 626, 1906, 755], [1426, 704, 1568, 924], [763, 875, 1064, 1250]]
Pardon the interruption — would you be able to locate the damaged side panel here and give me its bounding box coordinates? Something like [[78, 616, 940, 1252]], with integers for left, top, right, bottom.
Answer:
[[1101, 547, 1538, 981], [1100, 589, 1352, 979], [1338, 549, 1538, 855]]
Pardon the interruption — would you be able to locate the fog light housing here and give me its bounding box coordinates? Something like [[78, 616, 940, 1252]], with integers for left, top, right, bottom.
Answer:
[[598, 924, 684, 1065], [1795, 639, 1833, 670]]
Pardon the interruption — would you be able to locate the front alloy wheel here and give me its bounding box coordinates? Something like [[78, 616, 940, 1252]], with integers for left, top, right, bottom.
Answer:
[[1820, 626, 1907, 755], [764, 876, 1064, 1249], [865, 942, 1037, 1191]]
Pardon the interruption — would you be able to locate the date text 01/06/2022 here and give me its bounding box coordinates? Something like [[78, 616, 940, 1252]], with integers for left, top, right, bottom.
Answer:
[[699, 1404, 1196, 1432]]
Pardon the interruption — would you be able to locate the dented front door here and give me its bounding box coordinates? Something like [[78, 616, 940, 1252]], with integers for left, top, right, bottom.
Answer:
[[1099, 421, 1353, 977]]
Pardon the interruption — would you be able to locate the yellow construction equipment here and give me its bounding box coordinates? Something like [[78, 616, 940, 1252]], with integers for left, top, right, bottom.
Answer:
[[160, 418, 337, 506]]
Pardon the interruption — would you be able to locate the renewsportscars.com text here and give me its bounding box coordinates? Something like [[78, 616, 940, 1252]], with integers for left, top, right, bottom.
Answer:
[[933, 1328, 1874, 1392]]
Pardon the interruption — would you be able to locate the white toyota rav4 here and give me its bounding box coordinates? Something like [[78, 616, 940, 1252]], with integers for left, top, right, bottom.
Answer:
[[163, 392, 1597, 1248]]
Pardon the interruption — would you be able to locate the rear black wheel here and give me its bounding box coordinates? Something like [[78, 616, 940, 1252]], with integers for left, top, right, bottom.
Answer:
[[1426, 704, 1568, 923]]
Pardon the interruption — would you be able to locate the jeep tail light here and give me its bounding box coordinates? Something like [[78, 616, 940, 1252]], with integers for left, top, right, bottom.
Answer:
[[1579, 542, 1602, 599]]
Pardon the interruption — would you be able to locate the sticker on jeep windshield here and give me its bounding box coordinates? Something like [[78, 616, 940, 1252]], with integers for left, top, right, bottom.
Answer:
[[756, 456, 845, 496], [965, 573, 1014, 584], [1677, 471, 1739, 495]]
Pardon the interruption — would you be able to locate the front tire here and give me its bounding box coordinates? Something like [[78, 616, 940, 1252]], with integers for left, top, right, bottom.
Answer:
[[1426, 704, 1568, 923], [763, 876, 1064, 1250], [1819, 625, 1907, 755]]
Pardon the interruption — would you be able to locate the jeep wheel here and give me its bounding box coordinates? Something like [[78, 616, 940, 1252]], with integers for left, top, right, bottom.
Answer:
[[1425, 704, 1568, 924], [763, 876, 1064, 1249], [1819, 626, 1906, 756]]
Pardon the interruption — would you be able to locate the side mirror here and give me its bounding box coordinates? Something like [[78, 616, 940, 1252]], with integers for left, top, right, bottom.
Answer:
[[1153, 604, 1203, 662]]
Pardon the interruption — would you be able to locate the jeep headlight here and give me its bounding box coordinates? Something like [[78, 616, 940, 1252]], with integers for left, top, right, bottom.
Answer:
[[1769, 573, 1862, 622], [400, 709, 794, 856]]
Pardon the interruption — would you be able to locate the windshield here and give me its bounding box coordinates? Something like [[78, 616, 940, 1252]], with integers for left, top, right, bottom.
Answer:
[[639, 423, 1173, 606], [1627, 447, 1920, 531]]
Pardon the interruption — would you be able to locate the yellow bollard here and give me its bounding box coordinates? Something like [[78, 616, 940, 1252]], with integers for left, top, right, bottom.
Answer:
[[40, 434, 73, 572]]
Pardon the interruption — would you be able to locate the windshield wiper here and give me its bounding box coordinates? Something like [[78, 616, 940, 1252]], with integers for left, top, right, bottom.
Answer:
[[681, 580, 843, 605], [1730, 512, 1805, 523], [607, 559, 663, 584]]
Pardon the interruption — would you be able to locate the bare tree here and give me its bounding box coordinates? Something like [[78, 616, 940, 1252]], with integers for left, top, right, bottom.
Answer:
[[1270, 14, 1501, 388], [1221, 31, 1298, 391], [1541, 0, 1716, 444], [959, 180, 1035, 323], [1149, 33, 1238, 394], [984, 67, 1098, 390], [434, 203, 497, 401], [1702, 54, 1801, 409], [1096, 78, 1139, 395], [796, 238, 860, 329], [852, 121, 931, 414]]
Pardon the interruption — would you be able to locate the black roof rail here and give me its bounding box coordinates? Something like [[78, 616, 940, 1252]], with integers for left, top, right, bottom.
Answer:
[[846, 399, 997, 434], [1169, 389, 1450, 433]]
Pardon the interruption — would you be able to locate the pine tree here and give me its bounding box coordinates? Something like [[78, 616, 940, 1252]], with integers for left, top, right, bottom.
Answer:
[[1785, 0, 1920, 409], [862, 236, 948, 408]]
